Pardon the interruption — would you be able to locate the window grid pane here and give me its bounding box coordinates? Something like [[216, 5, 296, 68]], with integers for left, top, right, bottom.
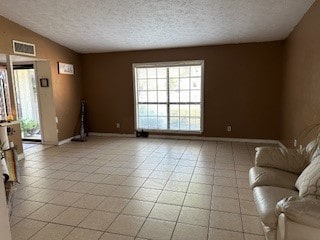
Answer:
[[136, 63, 202, 132]]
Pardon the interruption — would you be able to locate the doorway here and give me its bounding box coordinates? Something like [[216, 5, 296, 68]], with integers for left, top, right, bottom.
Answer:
[[13, 65, 42, 141]]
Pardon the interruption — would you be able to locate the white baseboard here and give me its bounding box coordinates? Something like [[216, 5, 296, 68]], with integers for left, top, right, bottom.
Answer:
[[149, 134, 281, 145], [89, 132, 135, 138], [88, 132, 282, 146], [205, 137, 281, 145], [58, 135, 79, 145], [42, 140, 58, 145]]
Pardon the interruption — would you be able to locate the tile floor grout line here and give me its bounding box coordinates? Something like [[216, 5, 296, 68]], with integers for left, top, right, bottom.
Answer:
[[232, 142, 246, 240], [168, 140, 204, 240], [133, 139, 183, 239], [101, 141, 175, 239], [25, 220, 50, 240], [12, 137, 264, 240], [207, 140, 218, 240]]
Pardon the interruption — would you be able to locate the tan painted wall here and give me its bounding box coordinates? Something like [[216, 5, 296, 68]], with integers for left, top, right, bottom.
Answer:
[[281, 1, 320, 147], [35, 61, 59, 145], [82, 42, 284, 139], [0, 16, 82, 141]]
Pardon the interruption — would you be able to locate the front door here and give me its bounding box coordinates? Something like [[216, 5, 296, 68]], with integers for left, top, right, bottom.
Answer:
[[13, 65, 41, 141]]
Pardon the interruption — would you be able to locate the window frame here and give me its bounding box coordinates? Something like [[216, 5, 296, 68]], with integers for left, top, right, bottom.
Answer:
[[132, 60, 204, 134]]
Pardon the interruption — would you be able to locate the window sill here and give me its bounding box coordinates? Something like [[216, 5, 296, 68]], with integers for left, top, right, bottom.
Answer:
[[136, 129, 203, 135]]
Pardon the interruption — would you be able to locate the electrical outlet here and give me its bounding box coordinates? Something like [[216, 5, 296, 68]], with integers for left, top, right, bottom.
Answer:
[[116, 123, 120, 128], [227, 126, 232, 132], [294, 139, 297, 147]]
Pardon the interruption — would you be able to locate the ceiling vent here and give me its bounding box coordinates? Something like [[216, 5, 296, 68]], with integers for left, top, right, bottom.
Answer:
[[12, 40, 36, 56]]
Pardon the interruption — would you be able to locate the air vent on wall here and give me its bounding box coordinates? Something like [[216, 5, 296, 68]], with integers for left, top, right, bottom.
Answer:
[[12, 40, 36, 56]]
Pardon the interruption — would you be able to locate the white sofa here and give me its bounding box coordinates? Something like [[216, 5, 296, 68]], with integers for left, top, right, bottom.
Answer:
[[249, 141, 320, 240]]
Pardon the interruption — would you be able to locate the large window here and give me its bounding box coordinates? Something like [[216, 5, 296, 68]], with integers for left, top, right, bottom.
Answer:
[[134, 61, 203, 132]]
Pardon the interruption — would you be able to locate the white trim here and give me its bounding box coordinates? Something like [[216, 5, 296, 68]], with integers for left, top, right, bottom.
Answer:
[[149, 134, 280, 145], [133, 60, 204, 68], [135, 129, 202, 135], [88, 131, 283, 146], [200, 61, 204, 133], [18, 153, 25, 161], [132, 60, 204, 132], [33, 63, 45, 144], [58, 136, 78, 145], [132, 66, 137, 133], [89, 132, 135, 137], [42, 140, 59, 145]]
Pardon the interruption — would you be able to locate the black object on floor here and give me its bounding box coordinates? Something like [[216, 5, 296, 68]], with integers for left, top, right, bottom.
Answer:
[[72, 99, 88, 142], [136, 130, 149, 138]]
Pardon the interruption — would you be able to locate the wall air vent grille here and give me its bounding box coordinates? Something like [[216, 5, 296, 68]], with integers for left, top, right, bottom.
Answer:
[[12, 40, 36, 56]]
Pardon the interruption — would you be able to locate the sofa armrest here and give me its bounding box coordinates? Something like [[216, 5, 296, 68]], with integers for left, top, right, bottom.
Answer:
[[276, 196, 320, 229], [277, 213, 320, 240], [255, 147, 307, 174], [249, 167, 298, 190]]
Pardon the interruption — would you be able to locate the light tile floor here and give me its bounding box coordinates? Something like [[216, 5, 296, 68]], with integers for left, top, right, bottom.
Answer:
[[11, 136, 268, 240], [22, 142, 52, 157]]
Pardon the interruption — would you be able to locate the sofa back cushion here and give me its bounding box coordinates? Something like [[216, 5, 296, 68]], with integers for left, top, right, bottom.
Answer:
[[305, 140, 320, 163], [255, 147, 307, 174], [295, 156, 320, 199]]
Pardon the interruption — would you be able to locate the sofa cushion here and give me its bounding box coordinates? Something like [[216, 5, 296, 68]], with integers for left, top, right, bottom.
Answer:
[[305, 139, 320, 162], [295, 156, 320, 199], [276, 196, 320, 229], [255, 147, 307, 174], [253, 186, 298, 229], [249, 167, 298, 190]]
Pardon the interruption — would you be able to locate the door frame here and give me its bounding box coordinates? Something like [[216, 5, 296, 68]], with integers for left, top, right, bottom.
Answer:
[[13, 62, 43, 142]]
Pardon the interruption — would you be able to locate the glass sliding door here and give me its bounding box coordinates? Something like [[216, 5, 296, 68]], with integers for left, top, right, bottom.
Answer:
[[13, 66, 41, 141]]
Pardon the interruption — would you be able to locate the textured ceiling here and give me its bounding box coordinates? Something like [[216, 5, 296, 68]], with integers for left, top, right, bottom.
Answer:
[[0, 0, 315, 53]]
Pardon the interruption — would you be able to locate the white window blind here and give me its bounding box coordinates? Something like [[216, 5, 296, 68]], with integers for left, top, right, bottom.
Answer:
[[133, 61, 203, 132]]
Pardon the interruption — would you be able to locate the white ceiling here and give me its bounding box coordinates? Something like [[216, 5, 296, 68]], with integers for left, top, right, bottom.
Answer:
[[0, 0, 315, 53]]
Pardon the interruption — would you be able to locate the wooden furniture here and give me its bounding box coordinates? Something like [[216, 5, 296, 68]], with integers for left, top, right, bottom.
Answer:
[[0, 121, 23, 156]]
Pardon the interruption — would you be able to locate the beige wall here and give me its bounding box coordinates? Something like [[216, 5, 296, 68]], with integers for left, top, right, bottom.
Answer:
[[281, 1, 320, 146], [0, 16, 82, 141], [82, 42, 284, 140]]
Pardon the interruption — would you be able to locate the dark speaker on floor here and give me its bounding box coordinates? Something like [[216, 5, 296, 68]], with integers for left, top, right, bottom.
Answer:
[[136, 130, 149, 138]]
